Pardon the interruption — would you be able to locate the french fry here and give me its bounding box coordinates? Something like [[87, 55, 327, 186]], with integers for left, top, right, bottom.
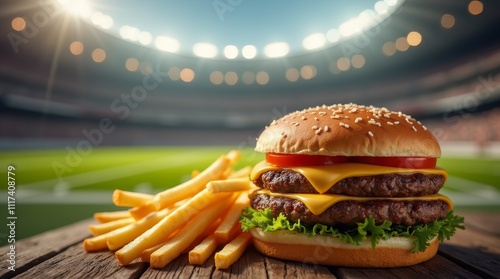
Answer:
[[149, 197, 232, 268], [128, 201, 157, 220], [83, 233, 109, 252], [140, 228, 181, 262], [106, 207, 172, 251], [182, 217, 222, 254], [115, 189, 232, 265], [214, 192, 249, 243], [113, 189, 154, 207], [189, 235, 217, 265], [88, 217, 135, 236], [228, 166, 252, 179], [154, 156, 232, 210], [225, 150, 241, 164], [206, 178, 254, 193], [94, 210, 131, 223], [214, 232, 252, 269]]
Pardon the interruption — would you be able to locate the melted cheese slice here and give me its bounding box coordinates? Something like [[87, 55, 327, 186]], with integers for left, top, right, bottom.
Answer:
[[250, 160, 448, 194], [252, 189, 454, 215]]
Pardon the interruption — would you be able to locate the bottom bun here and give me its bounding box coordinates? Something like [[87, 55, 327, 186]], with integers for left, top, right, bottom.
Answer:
[[250, 228, 439, 268]]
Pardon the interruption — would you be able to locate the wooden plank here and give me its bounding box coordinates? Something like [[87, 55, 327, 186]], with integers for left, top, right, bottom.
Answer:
[[0, 218, 94, 278], [141, 246, 336, 278], [458, 211, 500, 236], [336, 254, 483, 279], [14, 244, 148, 279]]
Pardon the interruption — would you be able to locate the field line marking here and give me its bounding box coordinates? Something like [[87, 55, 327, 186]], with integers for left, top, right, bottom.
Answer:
[[19, 151, 206, 191], [444, 175, 500, 201]]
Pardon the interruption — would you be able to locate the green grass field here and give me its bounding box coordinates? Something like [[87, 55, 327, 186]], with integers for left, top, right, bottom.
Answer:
[[0, 146, 499, 244]]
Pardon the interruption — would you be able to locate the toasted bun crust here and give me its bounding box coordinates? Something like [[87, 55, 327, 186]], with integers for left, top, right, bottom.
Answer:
[[250, 228, 439, 268], [255, 103, 441, 157]]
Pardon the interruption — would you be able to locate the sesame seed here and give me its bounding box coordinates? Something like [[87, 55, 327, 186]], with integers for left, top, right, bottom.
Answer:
[[324, 125, 329, 132], [394, 121, 400, 124], [405, 118, 413, 124], [314, 117, 319, 121], [384, 113, 391, 118], [355, 117, 362, 123], [344, 115, 350, 119], [319, 111, 327, 116], [387, 121, 393, 125], [368, 131, 374, 137], [398, 112, 403, 117], [339, 122, 345, 127], [301, 116, 307, 120], [412, 126, 417, 132], [423, 125, 428, 131], [344, 123, 350, 128], [312, 125, 318, 130], [315, 129, 322, 135]]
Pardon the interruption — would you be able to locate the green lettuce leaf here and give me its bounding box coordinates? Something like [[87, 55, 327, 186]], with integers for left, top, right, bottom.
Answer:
[[240, 207, 464, 253]]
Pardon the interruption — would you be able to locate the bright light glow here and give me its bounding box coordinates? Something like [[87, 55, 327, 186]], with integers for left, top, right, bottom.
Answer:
[[180, 68, 195, 82], [357, 10, 376, 30], [374, 1, 389, 14], [407, 31, 422, 46], [382, 41, 396, 56], [440, 14, 455, 29], [300, 65, 317, 79], [326, 29, 340, 43], [384, 0, 398, 7], [336, 57, 350, 71], [11, 17, 26, 31], [256, 71, 269, 85], [395, 37, 409, 51], [264, 42, 289, 57], [168, 67, 180, 81], [224, 72, 238, 85], [339, 18, 362, 37], [119, 26, 140, 41], [90, 12, 113, 29], [210, 71, 224, 85], [154, 36, 180, 53], [193, 42, 217, 58], [302, 33, 326, 50], [92, 48, 106, 63], [138, 31, 152, 46], [224, 45, 238, 59], [286, 68, 300, 82], [468, 1, 483, 15], [242, 45, 257, 59], [69, 41, 83, 55], [242, 72, 255, 84], [125, 58, 139, 72], [351, 54, 365, 69], [58, 0, 91, 18]]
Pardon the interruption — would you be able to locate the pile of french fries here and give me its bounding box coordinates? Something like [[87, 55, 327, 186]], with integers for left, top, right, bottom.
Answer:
[[83, 150, 256, 269]]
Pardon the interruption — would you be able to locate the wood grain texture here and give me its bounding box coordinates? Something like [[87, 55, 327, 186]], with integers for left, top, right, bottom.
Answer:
[[1, 213, 499, 279], [0, 218, 93, 278]]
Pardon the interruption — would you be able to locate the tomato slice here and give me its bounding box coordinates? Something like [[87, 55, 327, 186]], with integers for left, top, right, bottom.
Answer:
[[266, 153, 349, 167], [354, 156, 437, 169], [265, 153, 436, 168]]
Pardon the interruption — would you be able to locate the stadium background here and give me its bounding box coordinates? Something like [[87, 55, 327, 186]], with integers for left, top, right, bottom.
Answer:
[[0, 0, 499, 242]]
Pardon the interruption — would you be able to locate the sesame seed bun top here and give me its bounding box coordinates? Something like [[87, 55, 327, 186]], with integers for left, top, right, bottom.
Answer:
[[255, 103, 441, 157]]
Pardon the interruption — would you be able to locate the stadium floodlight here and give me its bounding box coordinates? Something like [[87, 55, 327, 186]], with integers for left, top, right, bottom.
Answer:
[[119, 25, 140, 41], [154, 36, 180, 53], [264, 42, 290, 58], [193, 42, 218, 58], [57, 0, 91, 18], [242, 45, 257, 59], [302, 33, 326, 50], [224, 45, 239, 59]]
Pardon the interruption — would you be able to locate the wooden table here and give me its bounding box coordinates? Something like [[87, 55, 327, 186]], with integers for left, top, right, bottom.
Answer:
[[1, 211, 499, 279]]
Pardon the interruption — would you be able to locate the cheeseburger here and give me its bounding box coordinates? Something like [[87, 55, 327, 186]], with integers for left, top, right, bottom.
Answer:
[[240, 103, 464, 268]]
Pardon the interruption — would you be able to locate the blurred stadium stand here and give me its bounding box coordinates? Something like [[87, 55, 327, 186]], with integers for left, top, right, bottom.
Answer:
[[0, 0, 499, 148]]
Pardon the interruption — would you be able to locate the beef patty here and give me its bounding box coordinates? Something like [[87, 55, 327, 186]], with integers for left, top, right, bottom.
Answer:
[[251, 194, 449, 226], [254, 170, 445, 197]]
